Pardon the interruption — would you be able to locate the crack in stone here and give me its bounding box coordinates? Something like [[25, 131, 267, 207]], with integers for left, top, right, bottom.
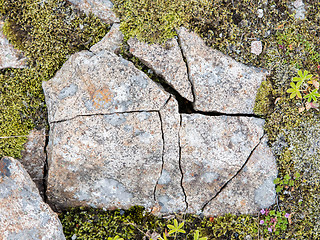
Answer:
[[201, 133, 266, 212], [178, 114, 189, 211], [49, 110, 160, 124], [175, 30, 196, 104], [43, 128, 49, 203], [153, 110, 166, 201]]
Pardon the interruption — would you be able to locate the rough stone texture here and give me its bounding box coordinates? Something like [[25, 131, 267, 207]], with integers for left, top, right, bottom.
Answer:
[[67, 0, 119, 24], [154, 97, 186, 214], [289, 0, 306, 20], [90, 23, 123, 54], [19, 128, 46, 199], [0, 21, 27, 69], [0, 157, 65, 240], [203, 136, 277, 216], [42, 50, 169, 123], [47, 112, 163, 211], [127, 37, 194, 102], [177, 27, 268, 114], [180, 114, 265, 213], [251, 41, 262, 56]]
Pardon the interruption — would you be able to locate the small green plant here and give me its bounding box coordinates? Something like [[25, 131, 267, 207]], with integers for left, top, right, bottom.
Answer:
[[287, 70, 320, 111], [274, 172, 300, 194], [259, 209, 290, 235], [107, 236, 124, 240]]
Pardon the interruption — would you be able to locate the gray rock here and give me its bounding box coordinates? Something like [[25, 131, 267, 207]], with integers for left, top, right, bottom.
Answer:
[[0, 21, 27, 69], [154, 97, 186, 214], [67, 0, 119, 24], [19, 128, 46, 199], [42, 50, 169, 123], [203, 136, 277, 215], [179, 114, 265, 213], [0, 157, 65, 240], [90, 23, 123, 54], [127, 37, 194, 102], [290, 0, 306, 20], [46, 112, 163, 211], [251, 41, 262, 56], [177, 27, 268, 114]]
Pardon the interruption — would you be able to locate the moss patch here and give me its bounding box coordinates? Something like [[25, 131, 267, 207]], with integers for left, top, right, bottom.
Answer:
[[0, 0, 109, 158]]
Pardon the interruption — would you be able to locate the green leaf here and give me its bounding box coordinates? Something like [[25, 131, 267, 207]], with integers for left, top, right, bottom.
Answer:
[[276, 186, 283, 192], [289, 179, 294, 186], [294, 172, 300, 179], [168, 219, 186, 235], [284, 174, 291, 180], [304, 89, 320, 102], [287, 81, 302, 99], [273, 178, 280, 184]]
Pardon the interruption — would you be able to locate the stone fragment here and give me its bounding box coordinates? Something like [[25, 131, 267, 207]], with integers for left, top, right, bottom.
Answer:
[[67, 0, 119, 24], [0, 21, 27, 69], [0, 157, 65, 240], [251, 41, 262, 55], [46, 112, 163, 211], [180, 114, 265, 213], [42, 50, 169, 123], [19, 128, 46, 199], [290, 0, 306, 20], [257, 9, 264, 18], [177, 27, 268, 114], [90, 23, 123, 54], [127, 37, 194, 102], [203, 136, 277, 216], [154, 97, 186, 214]]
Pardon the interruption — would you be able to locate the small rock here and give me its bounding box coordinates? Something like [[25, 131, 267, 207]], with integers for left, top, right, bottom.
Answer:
[[67, 0, 119, 24], [127, 37, 194, 102], [90, 23, 123, 54], [19, 128, 46, 199], [0, 21, 27, 69], [0, 157, 65, 239], [257, 9, 264, 18], [251, 41, 263, 55]]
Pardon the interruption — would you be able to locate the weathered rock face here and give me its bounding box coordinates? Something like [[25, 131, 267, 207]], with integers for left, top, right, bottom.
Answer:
[[43, 26, 277, 216], [0, 157, 65, 240], [90, 23, 123, 54], [0, 21, 27, 69], [42, 50, 169, 123], [127, 37, 194, 102], [177, 27, 267, 114], [67, 0, 119, 24], [47, 112, 163, 211], [155, 97, 186, 214], [203, 136, 277, 216], [180, 114, 266, 213], [19, 128, 46, 199]]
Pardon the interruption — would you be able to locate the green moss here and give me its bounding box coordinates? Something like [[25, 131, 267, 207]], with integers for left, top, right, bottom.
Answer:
[[253, 78, 274, 116], [0, 0, 109, 158]]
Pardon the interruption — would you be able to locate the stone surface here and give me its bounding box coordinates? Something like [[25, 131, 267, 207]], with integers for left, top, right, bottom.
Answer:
[[203, 136, 277, 216], [127, 37, 194, 102], [154, 97, 186, 214], [47, 112, 163, 211], [0, 21, 27, 69], [177, 27, 268, 114], [90, 23, 123, 54], [42, 50, 169, 123], [290, 0, 306, 20], [67, 0, 119, 24], [19, 128, 46, 199], [0, 157, 65, 240], [180, 114, 265, 213]]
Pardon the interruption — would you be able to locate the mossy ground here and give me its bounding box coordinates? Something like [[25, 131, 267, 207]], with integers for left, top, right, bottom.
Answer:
[[1, 0, 320, 239]]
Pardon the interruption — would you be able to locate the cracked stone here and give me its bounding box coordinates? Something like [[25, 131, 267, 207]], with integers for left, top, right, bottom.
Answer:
[[19, 128, 46, 199], [90, 23, 123, 54], [0, 157, 65, 239], [42, 49, 169, 123], [67, 0, 119, 24], [0, 21, 27, 69], [177, 27, 268, 114], [46, 112, 163, 211], [203, 136, 277, 215], [179, 114, 266, 213], [154, 97, 186, 214], [127, 37, 194, 102]]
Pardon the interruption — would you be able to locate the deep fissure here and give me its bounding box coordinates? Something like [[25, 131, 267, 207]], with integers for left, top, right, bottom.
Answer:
[[201, 133, 265, 212], [43, 128, 49, 203]]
